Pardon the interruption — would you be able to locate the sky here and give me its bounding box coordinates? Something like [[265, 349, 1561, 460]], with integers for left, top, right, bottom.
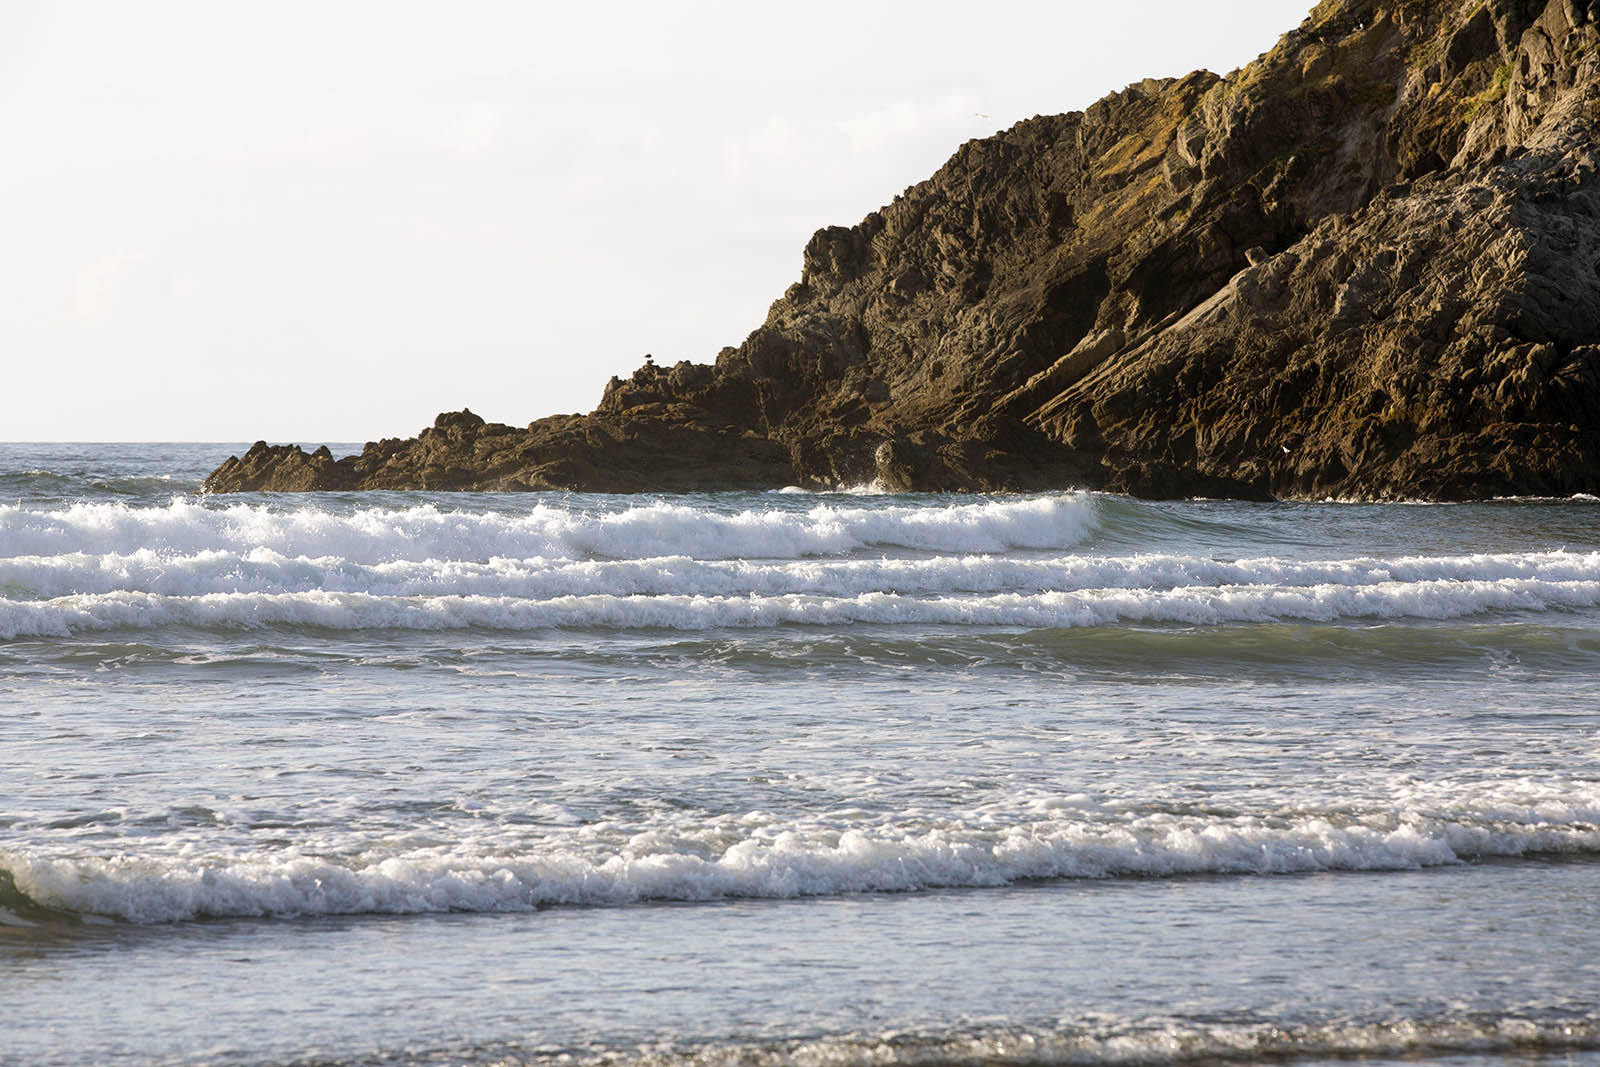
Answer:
[[2, 0, 1311, 442]]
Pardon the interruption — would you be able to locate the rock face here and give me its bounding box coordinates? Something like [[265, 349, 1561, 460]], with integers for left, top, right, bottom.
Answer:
[[207, 0, 1600, 499]]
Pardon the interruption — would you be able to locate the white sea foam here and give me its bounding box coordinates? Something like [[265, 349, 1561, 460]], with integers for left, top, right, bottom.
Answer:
[[4, 547, 1600, 602], [3, 573, 1599, 637], [0, 495, 1097, 564], [7, 786, 1599, 922], [9, 497, 1600, 638], [570, 1014, 1600, 1067]]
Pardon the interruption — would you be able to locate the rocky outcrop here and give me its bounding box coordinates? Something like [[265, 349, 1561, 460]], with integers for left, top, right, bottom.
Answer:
[[207, 0, 1600, 499], [207, 409, 795, 493]]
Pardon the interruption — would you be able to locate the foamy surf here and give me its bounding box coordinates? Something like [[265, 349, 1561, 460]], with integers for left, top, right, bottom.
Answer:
[[4, 574, 1600, 637], [500, 1014, 1600, 1067], [5, 547, 1600, 601], [0, 494, 1099, 563], [7, 493, 1599, 639], [8, 446, 1600, 1067], [7, 785, 1599, 922]]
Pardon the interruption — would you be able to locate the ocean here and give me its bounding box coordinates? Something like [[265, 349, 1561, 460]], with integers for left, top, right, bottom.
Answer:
[[3, 442, 1600, 1067]]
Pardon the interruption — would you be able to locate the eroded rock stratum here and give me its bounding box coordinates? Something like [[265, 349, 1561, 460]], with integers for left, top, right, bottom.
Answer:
[[208, 0, 1600, 500]]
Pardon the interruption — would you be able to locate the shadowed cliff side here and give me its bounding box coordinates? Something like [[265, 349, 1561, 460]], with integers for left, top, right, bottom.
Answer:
[[207, 0, 1600, 499]]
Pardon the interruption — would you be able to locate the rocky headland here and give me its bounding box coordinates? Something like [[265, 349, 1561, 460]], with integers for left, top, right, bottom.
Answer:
[[207, 0, 1600, 500]]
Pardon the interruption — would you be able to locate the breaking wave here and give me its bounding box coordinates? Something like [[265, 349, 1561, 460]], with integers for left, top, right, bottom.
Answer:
[[3, 574, 1600, 638], [5, 546, 1600, 601], [2, 492, 1599, 637], [468, 1013, 1600, 1067], [6, 784, 1599, 923], [0, 495, 1099, 564]]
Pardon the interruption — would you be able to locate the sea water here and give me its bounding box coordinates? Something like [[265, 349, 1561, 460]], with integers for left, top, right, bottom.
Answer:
[[3, 442, 1600, 1067]]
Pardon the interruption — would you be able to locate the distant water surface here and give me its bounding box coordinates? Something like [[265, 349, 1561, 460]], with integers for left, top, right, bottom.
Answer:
[[3, 443, 1600, 1067]]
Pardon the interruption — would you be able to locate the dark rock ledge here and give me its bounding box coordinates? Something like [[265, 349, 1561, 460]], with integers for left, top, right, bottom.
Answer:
[[208, 0, 1600, 500]]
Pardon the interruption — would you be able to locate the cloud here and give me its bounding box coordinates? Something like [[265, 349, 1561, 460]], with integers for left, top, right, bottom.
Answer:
[[836, 90, 980, 153], [930, 89, 981, 122], [440, 102, 505, 156], [836, 100, 922, 153], [724, 141, 747, 184], [720, 92, 981, 188], [73, 252, 175, 321], [748, 115, 794, 158], [722, 115, 794, 184]]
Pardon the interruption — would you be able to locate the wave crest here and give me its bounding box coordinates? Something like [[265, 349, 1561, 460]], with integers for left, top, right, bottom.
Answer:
[[3, 574, 1600, 638], [0, 495, 1099, 564], [7, 790, 1598, 922], [552, 1013, 1600, 1067]]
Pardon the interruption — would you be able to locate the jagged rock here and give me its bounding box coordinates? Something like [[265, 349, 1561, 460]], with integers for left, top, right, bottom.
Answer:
[[206, 411, 797, 494], [207, 0, 1600, 499]]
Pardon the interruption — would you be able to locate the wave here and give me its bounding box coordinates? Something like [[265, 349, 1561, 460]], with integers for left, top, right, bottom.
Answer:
[[6, 788, 1598, 922], [0, 470, 192, 498], [0, 495, 1098, 564], [5, 545, 1600, 601], [480, 1015, 1600, 1067], [4, 573, 1600, 638], [486, 1013, 1600, 1067]]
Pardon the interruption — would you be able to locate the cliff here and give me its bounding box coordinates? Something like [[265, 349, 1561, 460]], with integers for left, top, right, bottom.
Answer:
[[207, 0, 1600, 499]]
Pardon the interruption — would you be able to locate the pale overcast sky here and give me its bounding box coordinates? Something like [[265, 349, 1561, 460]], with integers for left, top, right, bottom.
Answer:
[[2, 1, 1309, 442]]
